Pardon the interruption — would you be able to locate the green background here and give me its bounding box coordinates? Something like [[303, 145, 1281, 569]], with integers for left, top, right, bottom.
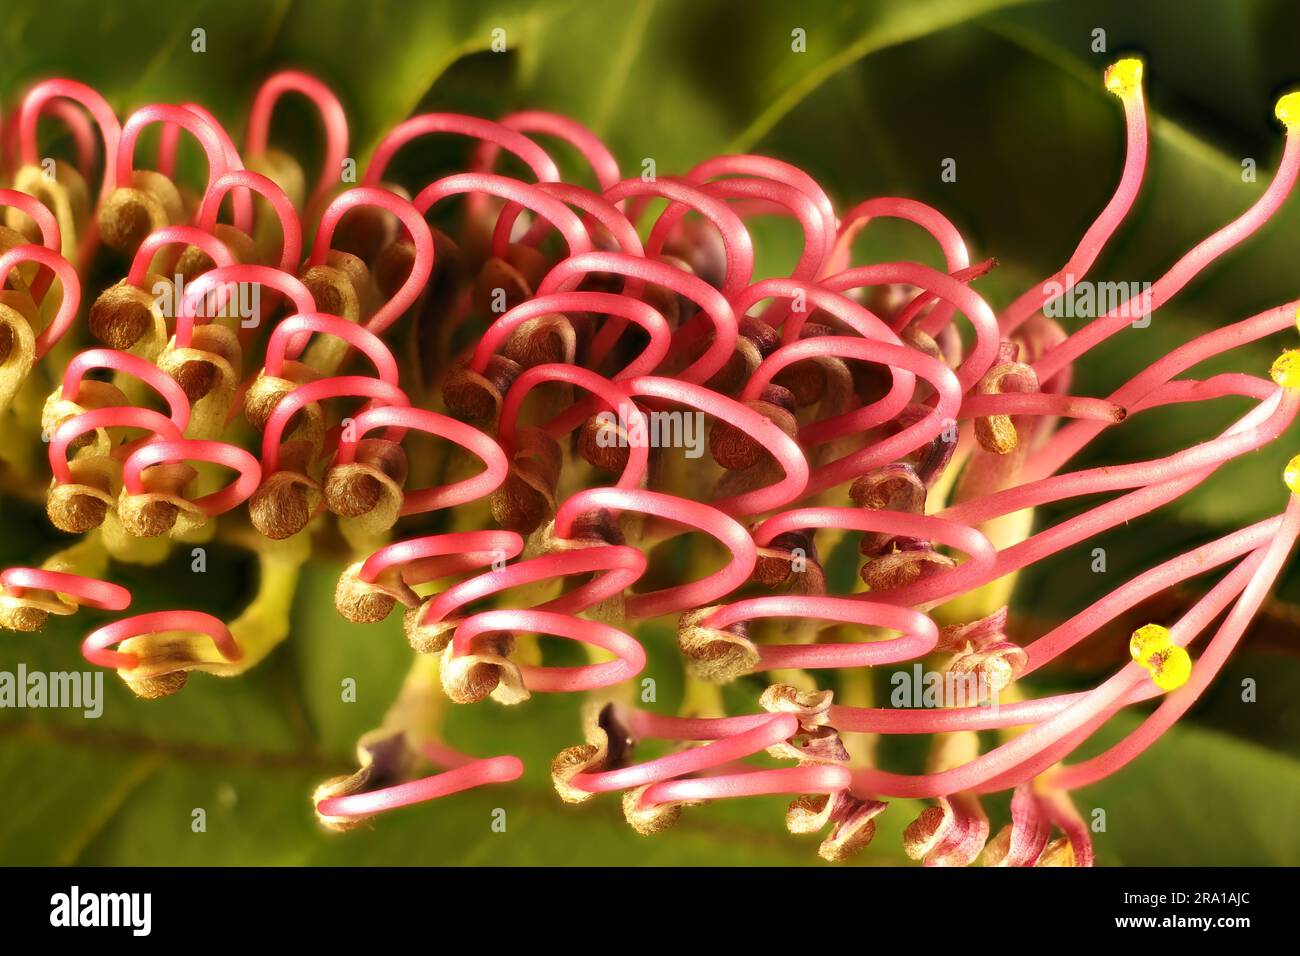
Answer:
[[2, 0, 1299, 865]]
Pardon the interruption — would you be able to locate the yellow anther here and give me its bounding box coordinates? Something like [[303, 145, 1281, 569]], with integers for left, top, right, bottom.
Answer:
[[1270, 349, 1300, 389], [1129, 623, 1171, 666], [1146, 645, 1192, 691], [1285, 454, 1300, 495], [1276, 92, 1300, 133], [1104, 58, 1144, 98]]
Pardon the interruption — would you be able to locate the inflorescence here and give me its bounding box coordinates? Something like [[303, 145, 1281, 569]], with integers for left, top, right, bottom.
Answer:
[[1, 59, 1298, 864]]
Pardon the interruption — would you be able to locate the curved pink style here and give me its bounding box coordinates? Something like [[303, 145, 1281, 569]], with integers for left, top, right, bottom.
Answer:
[[603, 177, 755, 302], [453, 608, 646, 693], [62, 348, 192, 432], [127, 225, 238, 288], [175, 264, 315, 348], [260, 376, 408, 473], [1031, 132, 1300, 384], [418, 546, 647, 629], [0, 244, 80, 358], [746, 335, 960, 499], [0, 188, 61, 301], [359, 530, 525, 587], [315, 755, 523, 820], [413, 172, 592, 258], [334, 404, 508, 515], [82, 610, 241, 671], [263, 312, 399, 384], [122, 438, 262, 515], [310, 187, 434, 334], [18, 79, 122, 200], [473, 291, 669, 382], [365, 113, 560, 188], [490, 181, 643, 264], [245, 70, 350, 206], [196, 169, 303, 272], [499, 364, 649, 490], [554, 487, 757, 618], [0, 568, 131, 611], [472, 110, 620, 192], [999, 83, 1148, 336], [537, 252, 738, 384], [49, 407, 184, 485], [116, 104, 239, 227], [570, 712, 799, 795]]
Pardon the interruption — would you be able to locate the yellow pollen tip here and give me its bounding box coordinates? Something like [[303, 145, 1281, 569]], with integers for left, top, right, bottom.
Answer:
[[1129, 623, 1171, 666], [1147, 646, 1192, 692], [1285, 454, 1300, 495], [1271, 350, 1300, 389], [1104, 58, 1144, 98], [1276, 92, 1300, 133]]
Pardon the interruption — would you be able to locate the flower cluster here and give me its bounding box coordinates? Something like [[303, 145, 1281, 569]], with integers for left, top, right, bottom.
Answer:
[[1, 59, 1298, 865]]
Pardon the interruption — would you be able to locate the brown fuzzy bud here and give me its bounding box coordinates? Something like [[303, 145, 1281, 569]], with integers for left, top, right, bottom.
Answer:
[[0, 603, 49, 632], [123, 669, 189, 700], [174, 224, 256, 285], [401, 601, 459, 655], [551, 744, 603, 804], [622, 786, 683, 835], [298, 258, 365, 322], [116, 462, 203, 539], [88, 280, 165, 351], [373, 237, 415, 300], [709, 386, 797, 470], [577, 412, 632, 474], [974, 351, 1038, 456], [772, 321, 836, 406], [490, 427, 562, 534], [97, 171, 184, 253], [550, 700, 636, 803], [332, 188, 406, 262], [324, 438, 408, 519], [751, 530, 817, 588], [661, 217, 727, 291], [472, 256, 533, 316], [501, 313, 576, 368], [759, 683, 835, 728], [242, 365, 322, 436], [945, 641, 1028, 702], [702, 334, 763, 396], [313, 733, 413, 832], [333, 561, 420, 624], [676, 606, 758, 683], [439, 633, 525, 705], [249, 464, 321, 540], [441, 354, 522, 423], [157, 324, 241, 406], [861, 547, 955, 591]]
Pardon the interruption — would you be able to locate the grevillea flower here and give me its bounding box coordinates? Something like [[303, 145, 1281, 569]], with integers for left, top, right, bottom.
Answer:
[[3, 57, 1299, 866]]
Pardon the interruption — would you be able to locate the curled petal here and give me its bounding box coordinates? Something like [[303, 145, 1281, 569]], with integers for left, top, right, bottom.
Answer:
[[983, 783, 1051, 867], [677, 605, 758, 683]]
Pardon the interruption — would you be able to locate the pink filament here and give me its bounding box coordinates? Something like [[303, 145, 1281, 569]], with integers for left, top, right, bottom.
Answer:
[[245, 70, 350, 206], [82, 610, 240, 671], [0, 568, 131, 611]]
